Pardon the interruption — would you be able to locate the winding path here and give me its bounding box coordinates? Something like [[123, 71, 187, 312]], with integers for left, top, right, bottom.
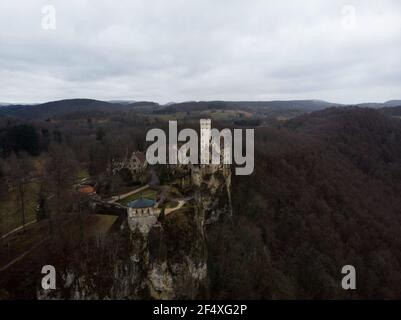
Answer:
[[165, 199, 186, 215], [1, 219, 37, 240], [108, 184, 149, 204]]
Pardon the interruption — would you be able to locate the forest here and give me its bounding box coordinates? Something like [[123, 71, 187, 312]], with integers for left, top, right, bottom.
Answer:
[[1, 104, 401, 299], [208, 107, 401, 299]]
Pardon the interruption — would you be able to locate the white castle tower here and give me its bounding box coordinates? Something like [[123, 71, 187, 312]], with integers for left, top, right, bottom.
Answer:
[[200, 119, 211, 165], [223, 139, 232, 164]]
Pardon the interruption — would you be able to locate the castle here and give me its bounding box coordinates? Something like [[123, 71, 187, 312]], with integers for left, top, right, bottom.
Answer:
[[181, 119, 231, 187], [112, 151, 147, 177], [126, 197, 160, 235], [123, 119, 232, 235]]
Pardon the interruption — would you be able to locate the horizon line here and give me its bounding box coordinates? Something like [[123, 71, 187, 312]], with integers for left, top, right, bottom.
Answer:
[[1, 97, 401, 107]]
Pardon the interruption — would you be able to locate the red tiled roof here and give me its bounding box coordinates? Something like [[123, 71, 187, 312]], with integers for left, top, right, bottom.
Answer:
[[79, 185, 95, 194]]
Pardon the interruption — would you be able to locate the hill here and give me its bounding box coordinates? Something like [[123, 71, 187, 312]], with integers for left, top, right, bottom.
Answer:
[[2, 98, 400, 120], [384, 100, 401, 107], [0, 99, 159, 120], [161, 100, 339, 113], [208, 107, 401, 299]]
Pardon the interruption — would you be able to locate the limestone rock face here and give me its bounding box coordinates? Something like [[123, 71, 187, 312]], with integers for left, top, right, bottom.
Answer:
[[132, 164, 232, 299], [132, 201, 209, 299], [193, 165, 232, 224]]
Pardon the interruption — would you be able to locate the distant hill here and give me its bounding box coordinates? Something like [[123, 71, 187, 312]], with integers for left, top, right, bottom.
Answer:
[[161, 100, 340, 113], [354, 100, 401, 109], [107, 100, 159, 108], [1, 98, 400, 119], [225, 100, 340, 111], [384, 100, 401, 107], [107, 100, 136, 105], [0, 99, 159, 119], [125, 101, 159, 109], [0, 99, 122, 119], [159, 101, 229, 113]]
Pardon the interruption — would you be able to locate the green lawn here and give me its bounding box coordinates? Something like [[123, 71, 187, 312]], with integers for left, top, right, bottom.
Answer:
[[117, 188, 158, 206], [164, 200, 179, 209], [76, 168, 90, 181]]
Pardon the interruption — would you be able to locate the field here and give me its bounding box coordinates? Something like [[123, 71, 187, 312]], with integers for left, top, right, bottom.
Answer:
[[0, 161, 87, 237], [150, 109, 253, 122], [117, 188, 158, 206], [162, 200, 179, 209], [76, 168, 90, 182], [0, 214, 118, 274], [0, 181, 40, 236]]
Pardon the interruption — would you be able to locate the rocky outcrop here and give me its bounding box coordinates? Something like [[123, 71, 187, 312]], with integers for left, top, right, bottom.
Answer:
[[131, 201, 208, 299], [120, 164, 232, 299], [38, 163, 231, 300]]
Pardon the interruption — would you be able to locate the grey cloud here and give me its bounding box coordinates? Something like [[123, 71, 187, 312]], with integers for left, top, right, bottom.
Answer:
[[0, 0, 400, 103]]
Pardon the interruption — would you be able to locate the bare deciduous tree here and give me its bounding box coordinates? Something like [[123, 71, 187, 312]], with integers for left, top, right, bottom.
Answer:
[[45, 145, 78, 234], [8, 152, 33, 233]]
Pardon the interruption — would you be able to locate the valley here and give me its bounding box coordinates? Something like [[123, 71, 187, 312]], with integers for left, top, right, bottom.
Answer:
[[1, 100, 401, 299]]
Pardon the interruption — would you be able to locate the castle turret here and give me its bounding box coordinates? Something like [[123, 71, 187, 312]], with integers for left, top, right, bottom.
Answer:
[[200, 119, 211, 165]]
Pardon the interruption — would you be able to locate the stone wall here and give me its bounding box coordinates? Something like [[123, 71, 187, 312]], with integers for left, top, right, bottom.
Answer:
[[127, 207, 161, 235]]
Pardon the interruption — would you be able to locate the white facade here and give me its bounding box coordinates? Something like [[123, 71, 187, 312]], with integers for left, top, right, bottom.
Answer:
[[128, 206, 160, 217], [200, 119, 211, 165], [127, 206, 161, 235]]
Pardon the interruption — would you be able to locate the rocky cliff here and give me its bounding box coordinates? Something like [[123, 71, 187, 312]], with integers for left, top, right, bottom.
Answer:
[[38, 164, 232, 300]]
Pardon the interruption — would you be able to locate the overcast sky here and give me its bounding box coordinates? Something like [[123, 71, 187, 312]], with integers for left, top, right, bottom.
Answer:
[[0, 0, 400, 104]]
